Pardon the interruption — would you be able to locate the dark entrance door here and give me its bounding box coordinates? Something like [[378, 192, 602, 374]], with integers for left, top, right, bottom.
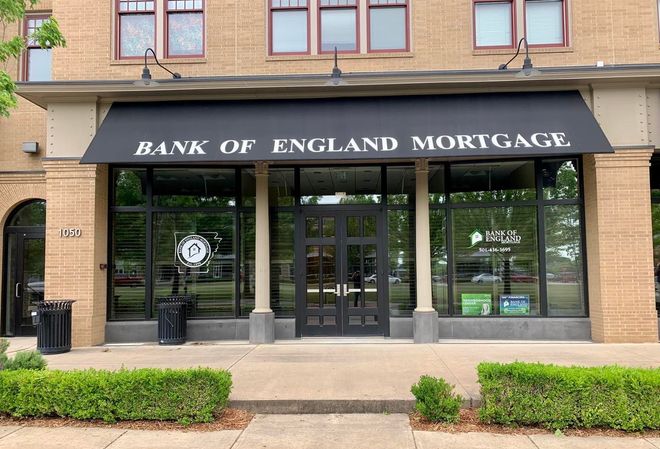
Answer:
[[3, 230, 45, 336], [297, 208, 388, 336]]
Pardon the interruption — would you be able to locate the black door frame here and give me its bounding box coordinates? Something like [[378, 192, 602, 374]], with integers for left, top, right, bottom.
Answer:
[[2, 226, 45, 337], [295, 205, 390, 337]]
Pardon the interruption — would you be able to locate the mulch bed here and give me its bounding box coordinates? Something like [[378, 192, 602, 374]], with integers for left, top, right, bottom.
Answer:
[[0, 408, 254, 432], [410, 409, 660, 438]]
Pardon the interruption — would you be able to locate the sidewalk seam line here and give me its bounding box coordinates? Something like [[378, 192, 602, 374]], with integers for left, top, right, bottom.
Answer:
[[227, 345, 259, 371], [410, 428, 419, 449], [0, 426, 24, 440], [229, 426, 248, 449], [103, 429, 128, 448], [527, 434, 541, 449], [427, 344, 472, 403], [646, 437, 660, 449]]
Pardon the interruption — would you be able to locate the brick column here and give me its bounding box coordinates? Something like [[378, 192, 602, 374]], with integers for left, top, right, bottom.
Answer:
[[583, 149, 659, 343], [43, 160, 108, 347]]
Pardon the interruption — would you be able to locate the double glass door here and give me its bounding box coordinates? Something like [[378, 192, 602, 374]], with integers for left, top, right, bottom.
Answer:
[[3, 230, 45, 336], [298, 209, 386, 336]]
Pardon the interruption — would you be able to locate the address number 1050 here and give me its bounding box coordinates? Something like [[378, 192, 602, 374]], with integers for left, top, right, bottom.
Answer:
[[58, 228, 82, 238]]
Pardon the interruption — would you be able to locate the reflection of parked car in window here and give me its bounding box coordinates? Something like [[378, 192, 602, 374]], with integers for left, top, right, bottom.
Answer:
[[510, 273, 537, 283], [432, 275, 447, 284], [365, 274, 401, 284], [557, 271, 578, 283], [114, 273, 144, 287], [471, 273, 502, 284]]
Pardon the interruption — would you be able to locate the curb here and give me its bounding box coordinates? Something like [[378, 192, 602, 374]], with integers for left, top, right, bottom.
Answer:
[[229, 397, 481, 414]]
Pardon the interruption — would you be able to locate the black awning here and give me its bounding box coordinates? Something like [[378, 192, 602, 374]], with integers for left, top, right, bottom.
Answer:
[[81, 90, 612, 164]]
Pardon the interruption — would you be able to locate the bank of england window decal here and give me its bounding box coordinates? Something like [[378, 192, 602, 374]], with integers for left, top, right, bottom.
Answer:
[[174, 232, 221, 274]]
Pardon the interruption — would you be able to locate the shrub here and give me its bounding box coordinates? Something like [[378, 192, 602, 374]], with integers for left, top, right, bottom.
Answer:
[[478, 362, 660, 431], [411, 375, 462, 423], [0, 339, 46, 371], [3, 351, 46, 371], [0, 368, 232, 423]]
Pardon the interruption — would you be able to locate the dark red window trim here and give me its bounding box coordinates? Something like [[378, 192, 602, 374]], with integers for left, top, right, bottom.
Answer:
[[523, 0, 568, 48], [472, 0, 516, 50], [269, 0, 310, 56], [116, 0, 157, 60], [165, 0, 205, 58], [22, 14, 51, 82], [367, 0, 409, 53], [318, 0, 360, 55]]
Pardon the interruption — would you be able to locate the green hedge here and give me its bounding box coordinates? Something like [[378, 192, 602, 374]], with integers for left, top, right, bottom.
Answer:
[[478, 362, 660, 431], [0, 368, 232, 424]]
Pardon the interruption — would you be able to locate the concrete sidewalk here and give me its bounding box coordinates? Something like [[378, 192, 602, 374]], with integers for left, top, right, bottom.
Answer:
[[0, 414, 657, 449], [9, 337, 659, 413]]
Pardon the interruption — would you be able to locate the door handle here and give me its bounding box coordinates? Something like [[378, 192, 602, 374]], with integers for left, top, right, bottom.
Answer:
[[343, 284, 348, 297], [336, 284, 341, 297], [15, 283, 21, 299]]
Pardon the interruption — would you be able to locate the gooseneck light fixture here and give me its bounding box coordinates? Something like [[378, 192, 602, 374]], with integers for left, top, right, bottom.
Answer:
[[498, 37, 541, 78], [135, 48, 182, 86], [327, 47, 346, 86]]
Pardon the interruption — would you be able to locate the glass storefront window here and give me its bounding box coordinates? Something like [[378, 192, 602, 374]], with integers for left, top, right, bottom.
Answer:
[[8, 200, 46, 226], [153, 168, 236, 208], [388, 209, 415, 317], [451, 206, 540, 316], [269, 168, 295, 207], [241, 169, 257, 207], [543, 159, 579, 200], [651, 156, 660, 316], [430, 209, 448, 314], [450, 161, 536, 203], [152, 212, 236, 318], [114, 169, 146, 207], [271, 211, 295, 316], [387, 166, 415, 205], [240, 212, 256, 315], [429, 165, 446, 204], [300, 167, 381, 205], [111, 213, 146, 319], [545, 205, 585, 316]]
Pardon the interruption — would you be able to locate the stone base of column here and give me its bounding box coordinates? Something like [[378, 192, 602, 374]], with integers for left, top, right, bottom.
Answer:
[[249, 311, 275, 344], [413, 310, 439, 344]]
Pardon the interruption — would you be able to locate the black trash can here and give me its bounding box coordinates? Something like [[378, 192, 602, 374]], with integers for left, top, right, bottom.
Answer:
[[157, 296, 189, 345], [36, 300, 75, 355]]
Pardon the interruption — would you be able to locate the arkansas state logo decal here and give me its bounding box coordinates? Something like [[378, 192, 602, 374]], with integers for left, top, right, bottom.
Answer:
[[174, 233, 222, 274]]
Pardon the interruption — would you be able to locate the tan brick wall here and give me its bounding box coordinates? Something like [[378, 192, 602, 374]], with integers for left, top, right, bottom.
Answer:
[[48, 0, 660, 81], [584, 149, 659, 343], [43, 161, 107, 347]]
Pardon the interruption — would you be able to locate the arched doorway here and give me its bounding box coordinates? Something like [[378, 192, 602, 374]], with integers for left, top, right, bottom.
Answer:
[[2, 200, 46, 336]]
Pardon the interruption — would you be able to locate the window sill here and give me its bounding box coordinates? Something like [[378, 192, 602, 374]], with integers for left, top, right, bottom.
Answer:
[[266, 52, 414, 62], [110, 57, 207, 66], [473, 46, 574, 56]]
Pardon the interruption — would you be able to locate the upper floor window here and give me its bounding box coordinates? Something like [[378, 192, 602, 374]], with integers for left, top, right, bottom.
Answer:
[[319, 0, 358, 53], [116, 0, 205, 59], [473, 0, 568, 49], [166, 0, 204, 57], [525, 0, 566, 46], [368, 0, 408, 52], [117, 0, 155, 59], [270, 0, 309, 55], [269, 0, 410, 55], [24, 15, 52, 81], [473, 0, 514, 48]]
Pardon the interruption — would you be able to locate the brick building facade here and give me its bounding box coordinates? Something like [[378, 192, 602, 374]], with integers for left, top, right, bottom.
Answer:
[[1, 0, 659, 345]]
